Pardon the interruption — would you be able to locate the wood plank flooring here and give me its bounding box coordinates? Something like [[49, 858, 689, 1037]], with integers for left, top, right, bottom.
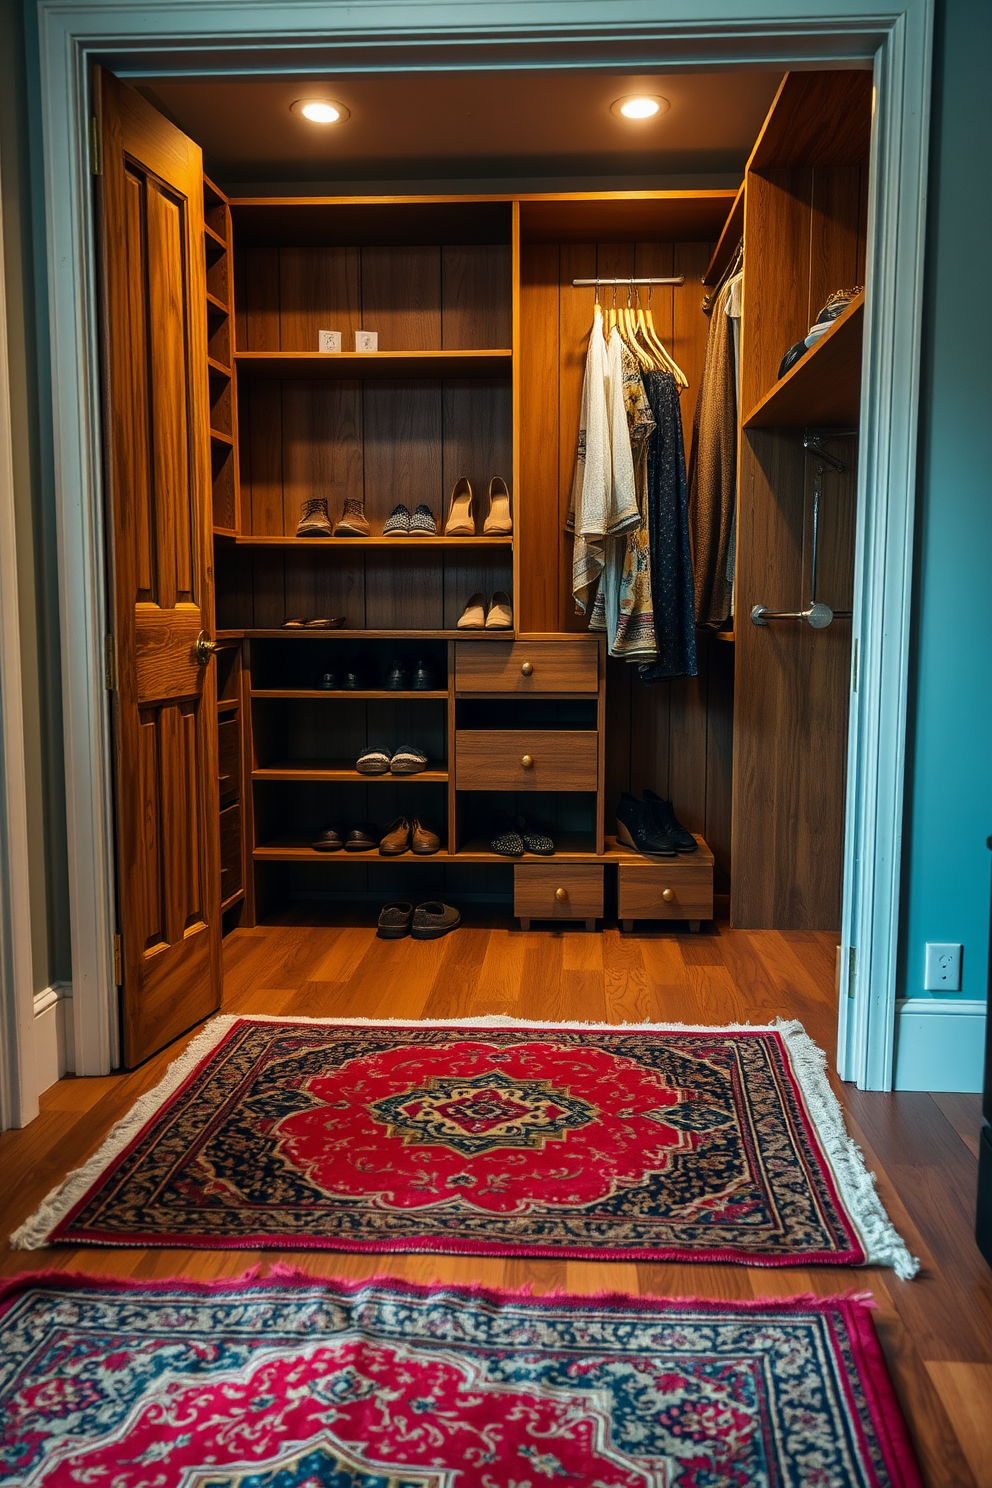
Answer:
[[1, 911, 989, 1487]]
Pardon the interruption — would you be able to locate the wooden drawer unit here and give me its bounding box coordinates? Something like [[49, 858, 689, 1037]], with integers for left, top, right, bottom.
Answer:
[[617, 838, 714, 932], [455, 640, 599, 694], [455, 730, 598, 791], [515, 863, 604, 930], [218, 714, 241, 803], [219, 803, 243, 903]]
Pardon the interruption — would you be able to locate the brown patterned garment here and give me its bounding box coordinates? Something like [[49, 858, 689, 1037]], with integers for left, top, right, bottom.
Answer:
[[688, 277, 737, 627]]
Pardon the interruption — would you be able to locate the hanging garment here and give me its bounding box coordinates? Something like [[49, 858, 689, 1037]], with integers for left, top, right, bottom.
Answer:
[[590, 335, 657, 659], [566, 307, 638, 614], [638, 370, 698, 683], [688, 276, 737, 628]]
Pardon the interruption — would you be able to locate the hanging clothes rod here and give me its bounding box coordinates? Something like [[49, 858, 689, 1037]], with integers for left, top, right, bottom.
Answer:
[[571, 276, 685, 287]]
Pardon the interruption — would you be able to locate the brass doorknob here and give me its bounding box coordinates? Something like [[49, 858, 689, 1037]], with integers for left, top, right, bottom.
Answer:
[[521, 754, 534, 769], [555, 887, 568, 902], [194, 631, 219, 666], [520, 661, 533, 676], [661, 888, 676, 902]]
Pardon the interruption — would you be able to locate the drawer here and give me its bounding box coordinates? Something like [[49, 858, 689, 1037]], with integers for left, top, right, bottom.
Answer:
[[218, 714, 241, 802], [617, 845, 713, 925], [455, 640, 599, 694], [455, 730, 598, 791], [514, 864, 604, 921], [219, 803, 243, 901]]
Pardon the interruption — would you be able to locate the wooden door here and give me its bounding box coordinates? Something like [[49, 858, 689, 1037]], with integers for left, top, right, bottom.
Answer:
[[95, 68, 221, 1066]]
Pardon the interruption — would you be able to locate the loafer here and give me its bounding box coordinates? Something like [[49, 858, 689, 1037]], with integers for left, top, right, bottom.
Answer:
[[357, 745, 392, 775], [410, 818, 440, 855], [491, 812, 524, 857], [282, 617, 307, 628], [409, 503, 438, 536], [342, 670, 362, 690], [345, 823, 378, 852], [390, 743, 428, 775], [379, 817, 412, 855], [383, 503, 411, 536], [485, 591, 513, 629], [457, 592, 486, 630], [643, 790, 698, 852], [377, 901, 414, 939], [411, 658, 436, 690], [312, 824, 345, 852], [385, 659, 411, 690], [411, 901, 461, 939], [316, 670, 339, 690], [515, 815, 555, 855], [616, 792, 676, 858], [304, 617, 345, 629]]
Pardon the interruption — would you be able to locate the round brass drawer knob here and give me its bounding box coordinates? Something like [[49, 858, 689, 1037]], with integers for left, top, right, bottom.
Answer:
[[661, 888, 676, 902], [555, 887, 568, 902], [520, 661, 534, 676], [521, 754, 534, 769]]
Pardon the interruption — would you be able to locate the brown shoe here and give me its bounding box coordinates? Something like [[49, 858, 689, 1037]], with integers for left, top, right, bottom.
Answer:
[[411, 901, 460, 939], [379, 817, 412, 855], [296, 497, 333, 537], [410, 818, 440, 855], [377, 901, 414, 939], [333, 498, 371, 537]]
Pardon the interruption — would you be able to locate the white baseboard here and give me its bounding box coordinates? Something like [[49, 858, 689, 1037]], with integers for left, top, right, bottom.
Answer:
[[32, 982, 73, 1094], [893, 998, 987, 1092]]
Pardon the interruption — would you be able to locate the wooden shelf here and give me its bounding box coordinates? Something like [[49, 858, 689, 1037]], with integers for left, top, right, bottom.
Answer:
[[742, 292, 864, 429], [206, 289, 230, 315], [251, 689, 448, 700], [207, 356, 232, 379], [204, 222, 227, 252], [253, 761, 448, 782], [232, 534, 511, 548], [210, 427, 234, 446], [217, 698, 240, 713], [220, 629, 514, 641], [213, 527, 238, 540], [233, 349, 512, 381], [251, 835, 667, 865], [220, 887, 245, 911]]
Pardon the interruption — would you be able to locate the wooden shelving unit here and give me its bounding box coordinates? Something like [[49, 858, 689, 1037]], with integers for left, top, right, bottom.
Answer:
[[234, 349, 512, 380], [743, 292, 864, 428]]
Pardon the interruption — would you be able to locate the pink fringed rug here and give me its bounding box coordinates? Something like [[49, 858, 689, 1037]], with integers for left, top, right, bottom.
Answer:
[[0, 1269, 923, 1487], [14, 1016, 917, 1274]]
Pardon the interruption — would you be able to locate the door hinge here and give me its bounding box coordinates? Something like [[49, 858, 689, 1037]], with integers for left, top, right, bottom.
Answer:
[[89, 114, 102, 176], [851, 637, 859, 694], [112, 933, 122, 985], [847, 946, 857, 999], [104, 634, 117, 691]]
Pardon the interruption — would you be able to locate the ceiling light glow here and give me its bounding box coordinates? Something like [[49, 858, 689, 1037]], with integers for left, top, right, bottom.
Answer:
[[291, 99, 350, 124], [611, 95, 669, 121]]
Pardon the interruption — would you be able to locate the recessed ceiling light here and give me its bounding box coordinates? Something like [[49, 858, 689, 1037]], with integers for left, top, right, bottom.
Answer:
[[611, 95, 670, 121], [291, 99, 350, 125]]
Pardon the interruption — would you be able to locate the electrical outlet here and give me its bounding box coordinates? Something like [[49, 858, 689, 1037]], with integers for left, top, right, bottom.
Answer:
[[923, 942, 962, 991]]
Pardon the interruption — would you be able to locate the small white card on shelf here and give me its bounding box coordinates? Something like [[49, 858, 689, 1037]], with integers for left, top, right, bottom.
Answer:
[[318, 330, 342, 353], [354, 330, 378, 352]]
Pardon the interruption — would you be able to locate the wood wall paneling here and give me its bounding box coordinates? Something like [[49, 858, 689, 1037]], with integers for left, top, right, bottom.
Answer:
[[518, 242, 561, 635]]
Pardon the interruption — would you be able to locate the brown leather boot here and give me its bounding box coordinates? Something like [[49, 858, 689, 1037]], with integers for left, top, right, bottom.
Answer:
[[378, 817, 412, 855], [410, 819, 440, 855]]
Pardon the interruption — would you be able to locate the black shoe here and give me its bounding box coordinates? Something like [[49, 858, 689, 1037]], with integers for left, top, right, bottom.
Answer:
[[342, 669, 361, 690], [515, 815, 555, 855], [615, 792, 677, 858], [385, 658, 411, 690], [345, 822, 378, 852], [316, 670, 339, 691], [491, 812, 524, 857], [377, 901, 414, 938], [643, 791, 698, 852], [312, 823, 345, 852], [411, 658, 436, 690], [411, 901, 461, 939]]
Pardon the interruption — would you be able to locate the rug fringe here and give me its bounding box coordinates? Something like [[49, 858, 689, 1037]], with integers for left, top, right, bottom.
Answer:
[[9, 1016, 240, 1250], [770, 1019, 919, 1280]]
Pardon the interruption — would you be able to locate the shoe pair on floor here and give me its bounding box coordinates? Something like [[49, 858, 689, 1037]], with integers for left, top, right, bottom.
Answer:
[[378, 901, 461, 939], [316, 659, 437, 691], [312, 819, 439, 855], [616, 791, 697, 859], [356, 744, 429, 776], [457, 591, 512, 629], [491, 813, 555, 856], [444, 476, 512, 537]]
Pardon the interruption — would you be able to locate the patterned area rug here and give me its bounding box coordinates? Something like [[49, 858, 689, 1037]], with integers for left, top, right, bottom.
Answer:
[[13, 1016, 916, 1274], [0, 1269, 923, 1488]]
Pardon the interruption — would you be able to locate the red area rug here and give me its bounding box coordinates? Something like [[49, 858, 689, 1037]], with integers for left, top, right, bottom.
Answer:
[[14, 1016, 916, 1273], [0, 1269, 923, 1487]]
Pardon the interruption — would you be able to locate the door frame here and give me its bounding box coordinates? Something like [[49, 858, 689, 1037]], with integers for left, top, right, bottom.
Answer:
[[28, 0, 932, 1085]]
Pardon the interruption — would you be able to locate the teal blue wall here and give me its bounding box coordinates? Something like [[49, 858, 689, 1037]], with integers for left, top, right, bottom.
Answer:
[[898, 0, 992, 1029]]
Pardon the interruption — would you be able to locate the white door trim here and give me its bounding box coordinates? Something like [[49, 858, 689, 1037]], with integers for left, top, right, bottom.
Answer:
[[0, 143, 40, 1127], [29, 0, 933, 1086]]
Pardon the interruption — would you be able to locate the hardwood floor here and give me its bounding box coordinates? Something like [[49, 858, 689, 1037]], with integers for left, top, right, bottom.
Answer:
[[1, 911, 989, 1487]]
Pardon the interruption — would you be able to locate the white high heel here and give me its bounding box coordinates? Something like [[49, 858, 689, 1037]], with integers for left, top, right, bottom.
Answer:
[[444, 477, 475, 536], [483, 476, 512, 536]]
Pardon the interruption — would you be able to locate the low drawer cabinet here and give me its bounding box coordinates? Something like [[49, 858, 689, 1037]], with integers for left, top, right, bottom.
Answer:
[[617, 837, 714, 932], [454, 638, 600, 694], [514, 863, 605, 931]]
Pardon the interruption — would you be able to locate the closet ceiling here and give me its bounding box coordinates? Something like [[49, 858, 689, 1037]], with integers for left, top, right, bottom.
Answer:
[[138, 70, 784, 186]]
